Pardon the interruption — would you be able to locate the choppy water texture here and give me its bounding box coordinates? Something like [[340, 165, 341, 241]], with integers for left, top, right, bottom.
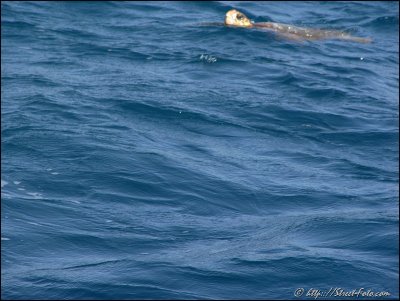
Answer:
[[1, 1, 399, 300]]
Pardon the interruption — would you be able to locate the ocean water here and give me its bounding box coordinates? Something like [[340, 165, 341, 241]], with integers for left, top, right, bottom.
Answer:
[[1, 1, 399, 299]]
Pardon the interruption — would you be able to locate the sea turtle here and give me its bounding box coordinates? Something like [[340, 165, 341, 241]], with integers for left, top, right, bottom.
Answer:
[[223, 9, 372, 43]]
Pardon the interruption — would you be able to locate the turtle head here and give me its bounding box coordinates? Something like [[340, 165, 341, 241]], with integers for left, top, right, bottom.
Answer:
[[225, 9, 253, 28]]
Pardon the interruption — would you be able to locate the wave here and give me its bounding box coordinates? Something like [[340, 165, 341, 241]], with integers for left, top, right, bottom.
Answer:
[[2, 1, 398, 299]]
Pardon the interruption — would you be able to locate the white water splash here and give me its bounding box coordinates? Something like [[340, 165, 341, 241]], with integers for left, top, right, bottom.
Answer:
[[200, 54, 217, 63]]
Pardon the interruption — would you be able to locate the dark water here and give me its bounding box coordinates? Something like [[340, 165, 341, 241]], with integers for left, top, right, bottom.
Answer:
[[1, 1, 399, 299]]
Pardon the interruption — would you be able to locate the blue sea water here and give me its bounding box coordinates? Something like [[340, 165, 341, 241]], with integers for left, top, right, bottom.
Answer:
[[1, 1, 399, 299]]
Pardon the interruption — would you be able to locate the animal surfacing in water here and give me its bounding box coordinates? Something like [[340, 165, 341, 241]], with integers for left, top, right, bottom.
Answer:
[[224, 9, 372, 43]]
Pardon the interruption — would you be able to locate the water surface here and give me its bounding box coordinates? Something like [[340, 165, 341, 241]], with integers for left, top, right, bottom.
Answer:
[[1, 1, 399, 299]]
